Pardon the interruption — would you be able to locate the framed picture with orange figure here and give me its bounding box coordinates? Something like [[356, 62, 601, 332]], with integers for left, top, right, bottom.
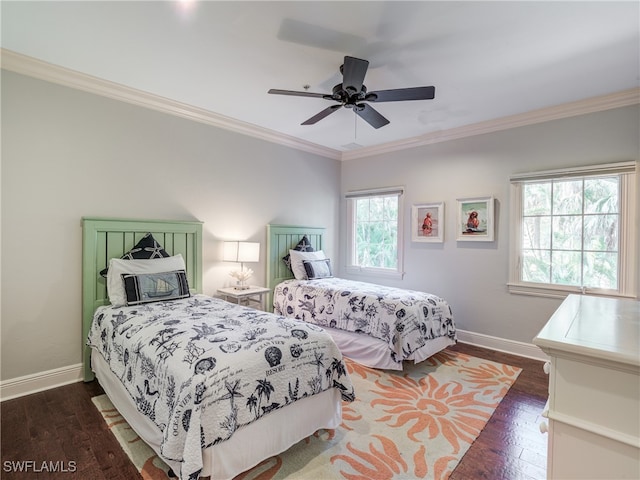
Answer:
[[412, 202, 444, 243]]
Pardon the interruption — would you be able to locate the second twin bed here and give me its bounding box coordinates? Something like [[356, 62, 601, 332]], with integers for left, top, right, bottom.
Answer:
[[267, 224, 457, 371]]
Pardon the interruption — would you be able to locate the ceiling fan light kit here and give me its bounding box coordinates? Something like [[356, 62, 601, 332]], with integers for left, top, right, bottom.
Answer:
[[268, 56, 435, 129]]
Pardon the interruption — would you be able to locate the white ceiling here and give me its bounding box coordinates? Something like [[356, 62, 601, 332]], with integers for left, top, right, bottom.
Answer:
[[2, 1, 639, 156]]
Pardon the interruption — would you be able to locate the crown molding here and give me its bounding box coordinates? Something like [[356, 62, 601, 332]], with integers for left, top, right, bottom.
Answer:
[[3, 49, 637, 162], [342, 87, 640, 160], [1, 49, 341, 160]]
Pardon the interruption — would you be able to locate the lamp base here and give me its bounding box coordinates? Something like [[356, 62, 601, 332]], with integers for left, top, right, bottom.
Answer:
[[234, 285, 250, 290]]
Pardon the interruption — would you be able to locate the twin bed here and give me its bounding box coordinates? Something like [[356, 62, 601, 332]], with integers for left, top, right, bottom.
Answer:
[[83, 219, 456, 480], [82, 218, 353, 480], [266, 224, 457, 371]]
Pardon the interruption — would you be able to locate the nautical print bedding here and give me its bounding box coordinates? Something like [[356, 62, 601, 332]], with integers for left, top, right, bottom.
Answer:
[[273, 278, 456, 366], [87, 294, 354, 480]]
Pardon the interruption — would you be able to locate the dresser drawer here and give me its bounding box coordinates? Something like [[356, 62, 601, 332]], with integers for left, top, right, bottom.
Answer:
[[550, 355, 640, 441], [548, 419, 640, 480]]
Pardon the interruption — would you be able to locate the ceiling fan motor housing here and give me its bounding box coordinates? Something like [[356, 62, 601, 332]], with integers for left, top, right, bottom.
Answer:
[[332, 83, 368, 106]]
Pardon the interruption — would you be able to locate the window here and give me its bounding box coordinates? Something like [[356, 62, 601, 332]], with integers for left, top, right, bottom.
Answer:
[[509, 162, 637, 298], [345, 187, 404, 278]]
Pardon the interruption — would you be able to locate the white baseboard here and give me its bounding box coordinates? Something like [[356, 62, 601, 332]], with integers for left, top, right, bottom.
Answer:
[[456, 329, 549, 362], [0, 330, 547, 401], [0, 363, 83, 402]]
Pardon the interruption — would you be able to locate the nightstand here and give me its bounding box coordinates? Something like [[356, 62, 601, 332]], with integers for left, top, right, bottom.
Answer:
[[217, 286, 270, 311]]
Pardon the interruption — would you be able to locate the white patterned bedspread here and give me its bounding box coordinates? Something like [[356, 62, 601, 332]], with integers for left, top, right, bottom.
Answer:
[[87, 294, 354, 480], [274, 278, 456, 366]]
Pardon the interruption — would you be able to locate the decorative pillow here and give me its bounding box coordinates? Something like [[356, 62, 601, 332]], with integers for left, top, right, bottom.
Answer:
[[122, 270, 190, 306], [303, 258, 333, 279], [289, 249, 327, 280], [282, 235, 315, 270], [100, 233, 170, 277], [107, 255, 186, 306]]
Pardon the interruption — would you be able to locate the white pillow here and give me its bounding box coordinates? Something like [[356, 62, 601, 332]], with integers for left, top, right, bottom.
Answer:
[[107, 254, 186, 306], [289, 249, 326, 280]]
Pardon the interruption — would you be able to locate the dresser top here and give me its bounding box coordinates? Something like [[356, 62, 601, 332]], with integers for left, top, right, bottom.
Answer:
[[533, 294, 640, 367]]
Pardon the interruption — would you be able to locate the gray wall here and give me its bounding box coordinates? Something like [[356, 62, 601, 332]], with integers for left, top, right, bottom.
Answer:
[[340, 105, 640, 345], [1, 71, 341, 380]]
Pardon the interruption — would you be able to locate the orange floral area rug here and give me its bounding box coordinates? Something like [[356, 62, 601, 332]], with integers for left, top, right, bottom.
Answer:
[[92, 350, 521, 480]]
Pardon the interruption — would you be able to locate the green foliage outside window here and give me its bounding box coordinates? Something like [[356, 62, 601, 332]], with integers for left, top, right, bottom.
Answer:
[[522, 176, 619, 289], [353, 195, 399, 270]]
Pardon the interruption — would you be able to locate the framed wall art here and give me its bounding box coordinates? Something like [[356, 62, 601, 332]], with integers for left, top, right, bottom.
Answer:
[[411, 202, 444, 243], [456, 196, 495, 242]]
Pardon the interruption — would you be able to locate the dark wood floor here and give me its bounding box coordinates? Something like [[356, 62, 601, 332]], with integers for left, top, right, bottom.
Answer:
[[1, 343, 549, 480], [447, 343, 548, 480]]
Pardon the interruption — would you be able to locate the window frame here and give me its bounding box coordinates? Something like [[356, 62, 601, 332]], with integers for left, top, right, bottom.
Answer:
[[344, 186, 405, 280], [508, 161, 637, 299]]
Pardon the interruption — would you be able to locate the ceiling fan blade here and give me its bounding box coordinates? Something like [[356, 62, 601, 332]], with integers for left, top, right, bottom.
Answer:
[[301, 104, 342, 125], [268, 89, 329, 99], [354, 104, 390, 129], [342, 56, 369, 94], [366, 86, 435, 102]]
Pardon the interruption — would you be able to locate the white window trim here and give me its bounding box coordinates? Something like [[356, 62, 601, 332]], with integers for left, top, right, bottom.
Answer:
[[345, 186, 405, 280], [508, 161, 637, 299]]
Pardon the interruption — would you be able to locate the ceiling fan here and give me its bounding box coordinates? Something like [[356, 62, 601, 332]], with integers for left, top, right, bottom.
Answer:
[[268, 56, 435, 129]]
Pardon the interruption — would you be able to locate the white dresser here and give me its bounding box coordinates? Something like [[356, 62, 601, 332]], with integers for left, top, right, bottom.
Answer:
[[533, 294, 640, 480]]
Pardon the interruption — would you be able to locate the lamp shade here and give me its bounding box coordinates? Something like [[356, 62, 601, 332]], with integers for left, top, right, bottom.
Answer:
[[237, 242, 260, 263], [222, 241, 238, 262], [223, 241, 260, 263]]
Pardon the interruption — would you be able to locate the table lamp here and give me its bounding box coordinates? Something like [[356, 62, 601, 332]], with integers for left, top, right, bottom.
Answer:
[[223, 241, 260, 290]]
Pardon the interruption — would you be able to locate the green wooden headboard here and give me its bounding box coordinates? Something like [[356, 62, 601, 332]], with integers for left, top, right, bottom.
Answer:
[[265, 224, 325, 311], [82, 217, 203, 381]]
